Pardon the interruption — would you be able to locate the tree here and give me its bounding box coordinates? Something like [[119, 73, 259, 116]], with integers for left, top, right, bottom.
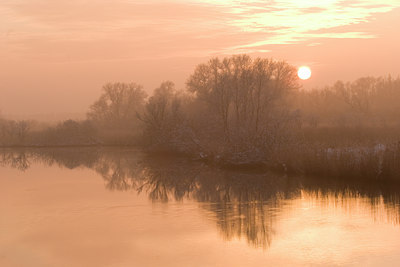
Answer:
[[187, 57, 233, 137], [187, 55, 299, 151], [139, 81, 185, 146], [0, 119, 32, 145], [87, 82, 147, 129]]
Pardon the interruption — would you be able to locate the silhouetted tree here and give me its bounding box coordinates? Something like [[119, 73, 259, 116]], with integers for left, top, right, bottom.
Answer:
[[139, 81, 192, 150], [296, 75, 400, 128], [186, 55, 300, 161], [87, 82, 147, 129]]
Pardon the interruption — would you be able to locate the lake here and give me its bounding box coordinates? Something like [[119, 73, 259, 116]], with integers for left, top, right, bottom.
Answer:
[[1, 148, 400, 266]]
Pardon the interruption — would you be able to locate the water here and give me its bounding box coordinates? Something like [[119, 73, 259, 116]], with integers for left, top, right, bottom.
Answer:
[[1, 148, 400, 266]]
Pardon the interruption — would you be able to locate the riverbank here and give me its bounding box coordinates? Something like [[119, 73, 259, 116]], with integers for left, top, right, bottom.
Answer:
[[2, 142, 399, 181]]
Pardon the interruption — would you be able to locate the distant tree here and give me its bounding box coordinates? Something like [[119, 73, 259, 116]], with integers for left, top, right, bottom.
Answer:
[[296, 75, 400, 127], [0, 119, 32, 145], [87, 82, 147, 129], [139, 81, 186, 147], [15, 120, 30, 143], [36, 119, 97, 146]]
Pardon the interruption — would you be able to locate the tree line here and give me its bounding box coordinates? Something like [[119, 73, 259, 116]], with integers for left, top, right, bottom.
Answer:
[[1, 54, 400, 175]]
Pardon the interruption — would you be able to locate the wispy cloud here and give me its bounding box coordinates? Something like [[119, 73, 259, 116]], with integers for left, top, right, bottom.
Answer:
[[205, 0, 399, 51], [1, 0, 399, 61]]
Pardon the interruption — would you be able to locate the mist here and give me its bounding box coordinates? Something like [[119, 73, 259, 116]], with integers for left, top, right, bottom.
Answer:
[[1, 1, 400, 116], [2, 1, 400, 266]]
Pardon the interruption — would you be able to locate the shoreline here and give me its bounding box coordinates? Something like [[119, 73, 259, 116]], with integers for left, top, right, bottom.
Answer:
[[2, 145, 399, 182]]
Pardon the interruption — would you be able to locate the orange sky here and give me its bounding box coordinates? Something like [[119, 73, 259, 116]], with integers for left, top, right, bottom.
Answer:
[[1, 0, 399, 119]]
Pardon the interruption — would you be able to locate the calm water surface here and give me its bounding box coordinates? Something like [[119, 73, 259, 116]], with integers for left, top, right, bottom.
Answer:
[[1, 148, 400, 266]]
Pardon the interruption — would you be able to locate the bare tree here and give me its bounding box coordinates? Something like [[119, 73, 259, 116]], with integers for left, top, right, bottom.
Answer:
[[187, 55, 299, 156], [187, 58, 233, 138], [87, 82, 147, 129], [139, 81, 187, 147]]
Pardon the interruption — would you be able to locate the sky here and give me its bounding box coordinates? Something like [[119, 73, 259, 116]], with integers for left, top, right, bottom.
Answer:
[[1, 0, 399, 119]]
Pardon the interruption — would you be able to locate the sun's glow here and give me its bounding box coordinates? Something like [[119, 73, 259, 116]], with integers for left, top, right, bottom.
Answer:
[[298, 66, 312, 80]]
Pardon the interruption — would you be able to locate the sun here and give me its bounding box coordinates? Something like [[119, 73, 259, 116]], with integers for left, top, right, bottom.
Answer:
[[298, 66, 311, 80]]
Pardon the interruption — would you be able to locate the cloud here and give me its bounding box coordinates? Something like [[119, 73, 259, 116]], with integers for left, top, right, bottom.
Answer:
[[1, 0, 399, 61], [298, 7, 327, 14]]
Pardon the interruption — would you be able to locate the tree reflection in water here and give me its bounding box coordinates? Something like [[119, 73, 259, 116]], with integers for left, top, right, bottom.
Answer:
[[136, 156, 300, 248], [1, 148, 400, 249], [0, 149, 31, 171]]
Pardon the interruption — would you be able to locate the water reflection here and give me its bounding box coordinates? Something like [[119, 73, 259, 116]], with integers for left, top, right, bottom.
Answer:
[[1, 148, 400, 250], [0, 150, 31, 171], [137, 156, 299, 249]]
